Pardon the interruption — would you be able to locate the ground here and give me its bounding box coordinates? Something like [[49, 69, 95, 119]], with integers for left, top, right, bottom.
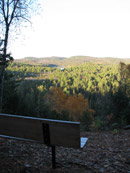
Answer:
[[0, 130, 130, 173]]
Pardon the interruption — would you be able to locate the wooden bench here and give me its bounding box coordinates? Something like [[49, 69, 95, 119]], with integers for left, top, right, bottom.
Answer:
[[0, 113, 88, 168]]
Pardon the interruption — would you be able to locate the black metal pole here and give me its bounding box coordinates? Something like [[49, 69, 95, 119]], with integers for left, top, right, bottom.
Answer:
[[52, 146, 56, 169]]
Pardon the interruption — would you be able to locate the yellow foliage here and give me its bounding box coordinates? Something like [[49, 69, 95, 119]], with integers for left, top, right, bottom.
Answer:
[[37, 85, 44, 92]]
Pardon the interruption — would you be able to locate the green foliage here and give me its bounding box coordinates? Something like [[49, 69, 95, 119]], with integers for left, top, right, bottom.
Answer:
[[2, 72, 19, 114], [80, 109, 94, 131], [113, 129, 118, 135], [2, 61, 130, 130], [112, 89, 130, 125], [92, 117, 106, 130]]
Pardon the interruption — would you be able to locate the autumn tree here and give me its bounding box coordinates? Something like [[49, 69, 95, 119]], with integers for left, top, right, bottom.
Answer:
[[46, 86, 67, 114], [65, 94, 90, 121], [0, 0, 40, 112], [46, 86, 95, 122]]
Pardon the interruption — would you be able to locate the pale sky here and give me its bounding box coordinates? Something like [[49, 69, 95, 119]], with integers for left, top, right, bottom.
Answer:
[[10, 0, 130, 59]]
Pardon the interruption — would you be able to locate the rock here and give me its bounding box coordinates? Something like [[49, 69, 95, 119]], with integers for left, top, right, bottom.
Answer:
[[24, 163, 31, 168], [124, 125, 130, 130]]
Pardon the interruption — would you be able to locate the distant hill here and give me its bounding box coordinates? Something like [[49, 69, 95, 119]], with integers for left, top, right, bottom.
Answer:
[[15, 56, 130, 67]]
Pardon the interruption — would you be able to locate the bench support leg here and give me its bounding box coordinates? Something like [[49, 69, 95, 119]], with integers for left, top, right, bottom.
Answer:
[[52, 146, 56, 169]]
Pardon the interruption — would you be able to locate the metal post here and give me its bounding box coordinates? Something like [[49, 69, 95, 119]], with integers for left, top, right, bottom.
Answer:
[[52, 146, 56, 169]]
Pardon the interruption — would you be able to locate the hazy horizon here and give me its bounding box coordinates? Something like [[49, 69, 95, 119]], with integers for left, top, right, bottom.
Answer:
[[15, 55, 130, 60]]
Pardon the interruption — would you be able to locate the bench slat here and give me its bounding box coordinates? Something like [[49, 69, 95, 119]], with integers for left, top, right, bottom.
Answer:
[[0, 113, 80, 148]]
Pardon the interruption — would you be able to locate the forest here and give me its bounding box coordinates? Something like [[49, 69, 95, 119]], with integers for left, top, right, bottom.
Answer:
[[2, 58, 130, 131]]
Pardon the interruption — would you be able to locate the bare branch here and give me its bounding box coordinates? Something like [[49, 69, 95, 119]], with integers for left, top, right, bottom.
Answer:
[[14, 14, 31, 23], [1, 0, 7, 22], [9, 0, 20, 25], [0, 19, 4, 24], [9, 0, 14, 5]]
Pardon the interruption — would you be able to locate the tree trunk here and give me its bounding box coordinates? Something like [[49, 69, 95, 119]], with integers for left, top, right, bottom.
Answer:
[[0, 25, 9, 112], [0, 65, 6, 112]]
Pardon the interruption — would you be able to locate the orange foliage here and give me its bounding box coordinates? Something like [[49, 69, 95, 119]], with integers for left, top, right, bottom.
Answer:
[[46, 86, 94, 121], [47, 86, 67, 113], [65, 95, 89, 121]]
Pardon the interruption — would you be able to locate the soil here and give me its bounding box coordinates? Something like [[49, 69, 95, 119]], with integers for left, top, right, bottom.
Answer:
[[0, 130, 130, 173]]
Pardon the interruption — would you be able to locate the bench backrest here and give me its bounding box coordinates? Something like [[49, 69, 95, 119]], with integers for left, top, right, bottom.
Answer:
[[0, 113, 80, 148]]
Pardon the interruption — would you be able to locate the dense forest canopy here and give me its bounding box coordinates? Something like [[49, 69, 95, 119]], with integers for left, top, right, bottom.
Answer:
[[3, 57, 130, 130]]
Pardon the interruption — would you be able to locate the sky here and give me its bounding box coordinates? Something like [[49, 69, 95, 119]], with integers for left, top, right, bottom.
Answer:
[[10, 0, 130, 59]]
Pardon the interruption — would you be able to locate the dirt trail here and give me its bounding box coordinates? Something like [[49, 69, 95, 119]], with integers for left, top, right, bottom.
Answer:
[[0, 130, 129, 172]]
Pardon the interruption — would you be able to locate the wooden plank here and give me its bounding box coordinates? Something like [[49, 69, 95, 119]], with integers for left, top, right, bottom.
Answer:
[[0, 114, 43, 142], [49, 122, 80, 148], [0, 113, 80, 148]]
